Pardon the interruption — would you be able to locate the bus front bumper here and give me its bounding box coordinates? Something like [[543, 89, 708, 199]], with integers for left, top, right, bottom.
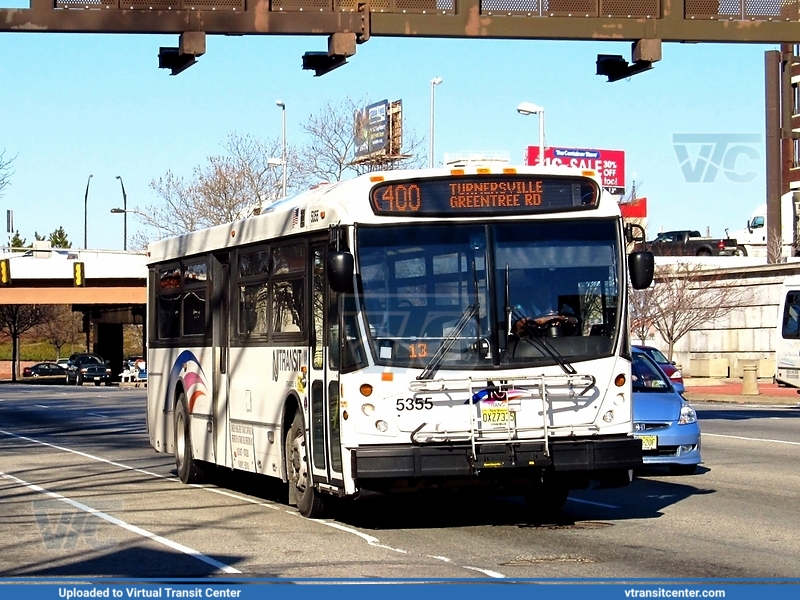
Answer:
[[352, 436, 642, 479]]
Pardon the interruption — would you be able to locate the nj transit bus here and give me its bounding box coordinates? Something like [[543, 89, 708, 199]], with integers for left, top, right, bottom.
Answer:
[[145, 165, 654, 518]]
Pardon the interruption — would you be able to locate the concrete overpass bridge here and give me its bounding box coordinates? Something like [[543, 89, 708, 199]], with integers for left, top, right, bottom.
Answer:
[[0, 244, 147, 376]]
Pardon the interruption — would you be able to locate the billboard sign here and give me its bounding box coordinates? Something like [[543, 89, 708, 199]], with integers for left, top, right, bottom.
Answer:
[[526, 146, 626, 195], [354, 100, 389, 158]]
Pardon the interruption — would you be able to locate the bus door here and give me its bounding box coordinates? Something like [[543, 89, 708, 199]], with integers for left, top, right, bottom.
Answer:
[[211, 251, 231, 467], [307, 243, 344, 489]]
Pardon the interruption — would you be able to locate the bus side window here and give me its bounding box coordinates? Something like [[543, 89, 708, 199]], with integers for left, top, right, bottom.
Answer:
[[782, 292, 800, 339], [272, 279, 304, 333], [158, 294, 181, 339]]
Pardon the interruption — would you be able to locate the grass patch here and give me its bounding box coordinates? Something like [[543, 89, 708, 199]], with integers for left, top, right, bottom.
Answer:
[[0, 341, 69, 362]]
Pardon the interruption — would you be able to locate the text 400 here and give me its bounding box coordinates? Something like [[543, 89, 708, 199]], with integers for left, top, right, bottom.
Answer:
[[378, 184, 421, 212]]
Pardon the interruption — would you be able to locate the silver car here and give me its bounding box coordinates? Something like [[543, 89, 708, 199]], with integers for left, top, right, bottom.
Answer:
[[632, 347, 702, 475]]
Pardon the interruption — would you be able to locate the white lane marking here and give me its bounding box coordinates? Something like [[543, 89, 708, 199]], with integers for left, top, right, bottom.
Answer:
[[316, 520, 408, 554], [0, 427, 505, 577], [88, 413, 108, 418], [462, 565, 506, 578], [0, 429, 169, 480], [35, 405, 49, 409], [704, 432, 800, 446], [0, 470, 241, 574], [568, 497, 620, 509]]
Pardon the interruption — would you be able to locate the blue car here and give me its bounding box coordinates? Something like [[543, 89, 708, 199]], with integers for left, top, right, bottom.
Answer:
[[632, 347, 702, 475]]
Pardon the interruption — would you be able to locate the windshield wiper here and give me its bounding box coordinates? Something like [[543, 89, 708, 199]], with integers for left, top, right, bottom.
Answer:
[[417, 302, 480, 381]]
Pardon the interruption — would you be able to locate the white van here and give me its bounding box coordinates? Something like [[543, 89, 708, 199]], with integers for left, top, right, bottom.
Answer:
[[775, 275, 800, 387]]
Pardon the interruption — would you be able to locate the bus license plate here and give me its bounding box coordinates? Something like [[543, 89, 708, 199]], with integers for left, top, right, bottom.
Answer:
[[785, 369, 799, 380], [638, 435, 657, 451], [481, 407, 514, 427]]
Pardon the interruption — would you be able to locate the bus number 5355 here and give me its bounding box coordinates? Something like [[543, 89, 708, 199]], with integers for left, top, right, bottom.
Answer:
[[396, 397, 434, 411]]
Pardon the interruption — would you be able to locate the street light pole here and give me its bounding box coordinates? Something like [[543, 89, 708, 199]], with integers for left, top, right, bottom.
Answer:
[[115, 176, 128, 251], [429, 77, 443, 169], [276, 100, 287, 198], [83, 174, 93, 249], [516, 102, 546, 166]]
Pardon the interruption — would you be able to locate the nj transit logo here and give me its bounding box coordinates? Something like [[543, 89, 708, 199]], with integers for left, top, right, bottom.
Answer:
[[673, 133, 761, 184]]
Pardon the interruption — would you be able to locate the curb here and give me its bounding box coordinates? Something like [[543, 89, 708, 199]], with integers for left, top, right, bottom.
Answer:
[[683, 391, 800, 406]]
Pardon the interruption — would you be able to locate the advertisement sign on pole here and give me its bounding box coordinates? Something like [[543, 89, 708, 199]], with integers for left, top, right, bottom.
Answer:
[[526, 146, 626, 195]]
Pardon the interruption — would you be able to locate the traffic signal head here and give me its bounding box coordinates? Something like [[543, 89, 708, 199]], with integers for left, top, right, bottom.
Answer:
[[73, 261, 85, 287], [0, 259, 9, 285]]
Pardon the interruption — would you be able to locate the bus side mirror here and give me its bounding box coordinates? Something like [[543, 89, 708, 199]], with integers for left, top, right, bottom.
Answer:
[[327, 251, 354, 293], [629, 251, 654, 290]]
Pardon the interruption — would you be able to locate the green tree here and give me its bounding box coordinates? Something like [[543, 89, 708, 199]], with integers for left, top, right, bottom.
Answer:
[[10, 231, 25, 248], [48, 226, 72, 248]]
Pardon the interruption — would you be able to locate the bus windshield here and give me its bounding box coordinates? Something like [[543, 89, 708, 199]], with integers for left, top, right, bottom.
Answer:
[[357, 219, 621, 370]]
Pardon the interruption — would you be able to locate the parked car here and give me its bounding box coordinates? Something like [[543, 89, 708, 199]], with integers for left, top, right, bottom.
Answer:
[[65, 353, 112, 386], [56, 358, 70, 370], [632, 347, 702, 475], [634, 345, 684, 385], [23, 362, 66, 378]]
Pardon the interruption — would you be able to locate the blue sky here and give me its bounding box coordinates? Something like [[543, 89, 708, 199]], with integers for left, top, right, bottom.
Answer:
[[0, 30, 773, 250]]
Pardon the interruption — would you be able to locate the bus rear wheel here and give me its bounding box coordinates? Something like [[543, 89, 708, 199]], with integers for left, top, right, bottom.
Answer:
[[175, 392, 204, 484], [286, 411, 325, 518]]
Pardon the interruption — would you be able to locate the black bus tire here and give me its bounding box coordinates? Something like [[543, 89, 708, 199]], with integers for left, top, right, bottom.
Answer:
[[285, 411, 325, 518], [175, 392, 203, 484]]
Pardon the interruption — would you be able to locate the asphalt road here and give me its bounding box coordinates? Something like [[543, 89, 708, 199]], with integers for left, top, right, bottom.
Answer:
[[1, 383, 799, 580]]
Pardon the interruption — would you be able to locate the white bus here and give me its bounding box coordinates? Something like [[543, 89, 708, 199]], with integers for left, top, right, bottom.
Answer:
[[146, 164, 654, 518], [776, 275, 800, 386]]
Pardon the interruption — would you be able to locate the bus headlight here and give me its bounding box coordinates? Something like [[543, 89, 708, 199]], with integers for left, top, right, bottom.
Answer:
[[361, 403, 375, 416], [602, 411, 614, 423], [375, 420, 388, 432]]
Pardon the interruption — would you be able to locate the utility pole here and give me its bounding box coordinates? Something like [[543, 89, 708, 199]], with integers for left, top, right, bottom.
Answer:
[[766, 50, 782, 265]]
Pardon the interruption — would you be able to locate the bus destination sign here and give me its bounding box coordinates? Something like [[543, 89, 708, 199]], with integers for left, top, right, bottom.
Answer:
[[370, 175, 598, 217]]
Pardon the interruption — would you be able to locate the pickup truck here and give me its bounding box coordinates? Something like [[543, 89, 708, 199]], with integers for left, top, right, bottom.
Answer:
[[646, 230, 738, 257]]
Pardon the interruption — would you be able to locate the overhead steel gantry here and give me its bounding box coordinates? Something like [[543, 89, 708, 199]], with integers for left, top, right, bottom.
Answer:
[[1, 1, 799, 78]]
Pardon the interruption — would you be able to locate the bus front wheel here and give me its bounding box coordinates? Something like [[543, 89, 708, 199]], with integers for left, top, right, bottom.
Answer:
[[175, 392, 204, 484], [286, 411, 325, 518]]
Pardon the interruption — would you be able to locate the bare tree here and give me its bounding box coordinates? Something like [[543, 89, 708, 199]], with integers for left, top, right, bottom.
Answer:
[[133, 133, 290, 240], [36, 305, 83, 360], [629, 282, 658, 345], [0, 149, 15, 199], [132, 99, 426, 243], [0, 305, 53, 381], [297, 97, 426, 186], [629, 261, 750, 360]]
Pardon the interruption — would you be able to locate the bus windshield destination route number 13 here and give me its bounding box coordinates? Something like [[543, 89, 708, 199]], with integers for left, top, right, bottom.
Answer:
[[145, 164, 654, 518]]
